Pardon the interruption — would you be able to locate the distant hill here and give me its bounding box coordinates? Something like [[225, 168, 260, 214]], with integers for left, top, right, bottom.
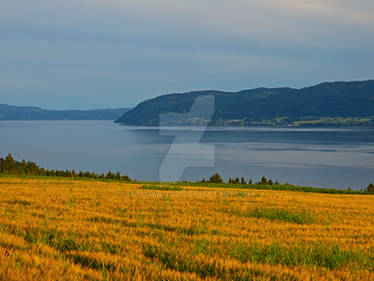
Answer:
[[0, 104, 130, 121], [115, 80, 374, 127]]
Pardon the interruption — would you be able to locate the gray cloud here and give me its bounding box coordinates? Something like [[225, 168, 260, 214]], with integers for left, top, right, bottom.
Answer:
[[0, 0, 373, 108]]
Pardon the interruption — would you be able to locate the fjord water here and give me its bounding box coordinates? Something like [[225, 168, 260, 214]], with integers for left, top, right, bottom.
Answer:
[[1, 121, 374, 190]]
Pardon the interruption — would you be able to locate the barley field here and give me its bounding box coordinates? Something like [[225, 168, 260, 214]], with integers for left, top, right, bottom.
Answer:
[[0, 177, 373, 280]]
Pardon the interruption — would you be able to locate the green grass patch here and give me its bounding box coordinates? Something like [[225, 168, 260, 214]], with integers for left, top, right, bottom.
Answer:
[[143, 240, 373, 279], [24, 228, 87, 252], [142, 240, 217, 278], [245, 207, 314, 224], [229, 242, 373, 270], [193, 239, 216, 256], [141, 185, 184, 191]]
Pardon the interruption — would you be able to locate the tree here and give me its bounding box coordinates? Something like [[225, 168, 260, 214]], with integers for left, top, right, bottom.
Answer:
[[1, 153, 17, 174], [241, 177, 246, 185], [209, 173, 223, 183], [366, 183, 374, 193], [0, 154, 132, 182], [260, 176, 268, 185]]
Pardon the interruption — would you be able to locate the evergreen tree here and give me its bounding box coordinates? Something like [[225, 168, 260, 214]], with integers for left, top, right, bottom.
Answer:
[[241, 177, 246, 185], [366, 183, 374, 193], [0, 154, 132, 182], [209, 173, 223, 183], [260, 176, 268, 185]]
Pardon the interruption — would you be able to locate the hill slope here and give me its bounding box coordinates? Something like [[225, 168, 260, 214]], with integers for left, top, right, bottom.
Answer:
[[0, 104, 130, 120], [115, 80, 374, 126]]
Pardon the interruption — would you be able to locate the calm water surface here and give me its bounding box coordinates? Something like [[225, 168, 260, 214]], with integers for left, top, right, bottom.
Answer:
[[1, 121, 374, 189]]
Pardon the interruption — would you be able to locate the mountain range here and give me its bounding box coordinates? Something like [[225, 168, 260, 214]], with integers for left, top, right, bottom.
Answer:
[[115, 80, 374, 127], [0, 104, 130, 121]]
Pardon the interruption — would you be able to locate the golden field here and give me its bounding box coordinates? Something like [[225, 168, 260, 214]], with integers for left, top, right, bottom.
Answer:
[[0, 177, 374, 281]]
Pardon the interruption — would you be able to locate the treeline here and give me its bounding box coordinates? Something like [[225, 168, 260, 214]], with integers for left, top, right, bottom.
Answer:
[[199, 173, 374, 194], [1, 154, 373, 194], [202, 173, 279, 186], [201, 173, 282, 186], [0, 154, 132, 182]]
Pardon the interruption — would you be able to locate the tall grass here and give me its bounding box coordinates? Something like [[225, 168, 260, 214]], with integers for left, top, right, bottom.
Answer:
[[2, 173, 369, 194], [143, 240, 373, 279], [1, 177, 373, 280], [245, 207, 315, 224], [24, 228, 86, 252], [229, 242, 373, 270], [141, 185, 184, 191]]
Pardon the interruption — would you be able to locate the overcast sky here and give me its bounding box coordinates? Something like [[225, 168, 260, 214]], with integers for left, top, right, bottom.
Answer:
[[1, 0, 374, 109]]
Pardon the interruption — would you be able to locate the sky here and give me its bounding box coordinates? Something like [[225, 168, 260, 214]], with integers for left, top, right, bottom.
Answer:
[[1, 0, 374, 109]]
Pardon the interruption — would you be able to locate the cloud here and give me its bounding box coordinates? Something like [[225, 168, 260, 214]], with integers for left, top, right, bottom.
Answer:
[[254, 0, 374, 25], [0, 0, 373, 108], [2, 0, 373, 48]]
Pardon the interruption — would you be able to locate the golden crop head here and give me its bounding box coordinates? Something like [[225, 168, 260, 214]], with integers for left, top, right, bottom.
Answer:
[[0, 177, 373, 280]]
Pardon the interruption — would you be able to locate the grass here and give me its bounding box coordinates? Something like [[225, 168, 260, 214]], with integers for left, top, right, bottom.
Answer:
[[0, 177, 374, 280], [182, 182, 367, 194], [1, 173, 369, 194], [143, 240, 373, 279], [229, 242, 373, 270], [24, 227, 86, 252], [293, 116, 374, 126], [245, 207, 315, 224], [141, 184, 184, 191], [3, 199, 32, 206]]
